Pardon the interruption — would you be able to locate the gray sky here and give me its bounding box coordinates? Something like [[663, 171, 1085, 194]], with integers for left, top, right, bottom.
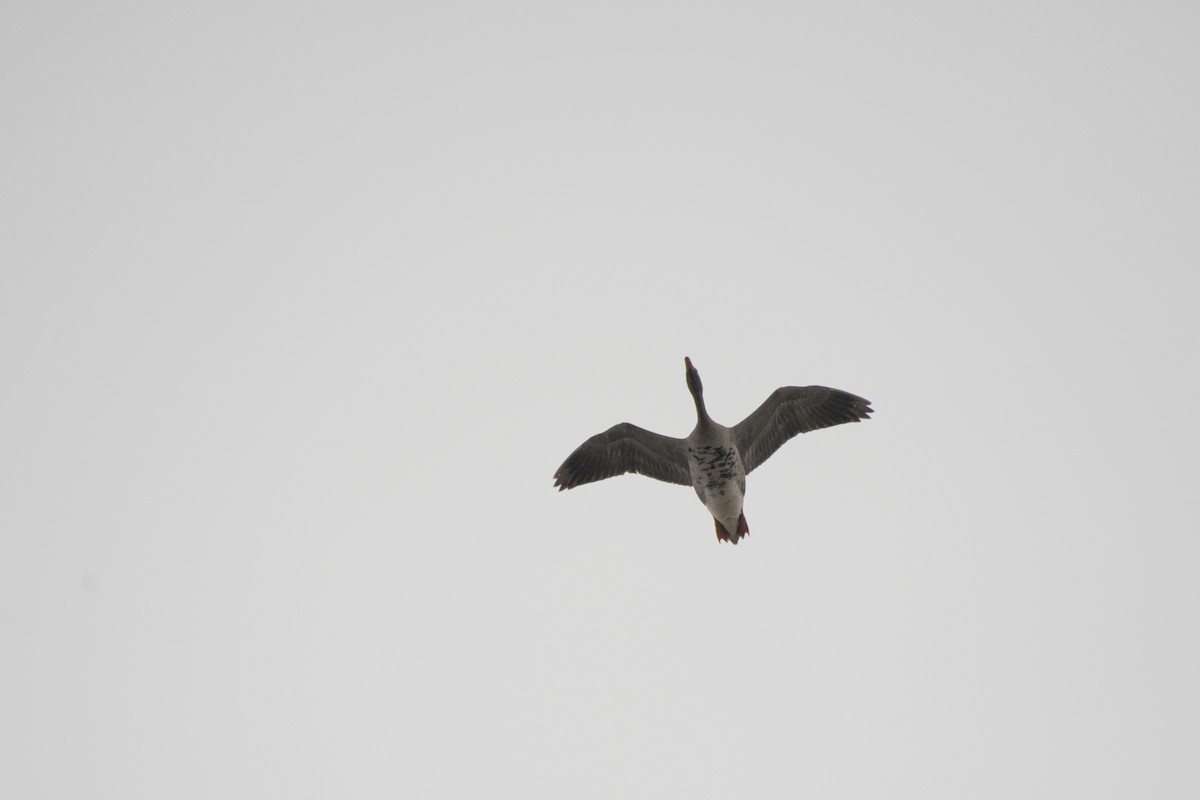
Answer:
[[3, 2, 1198, 797]]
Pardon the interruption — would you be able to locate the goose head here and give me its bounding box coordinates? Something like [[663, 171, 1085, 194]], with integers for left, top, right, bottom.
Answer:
[[685, 356, 708, 421]]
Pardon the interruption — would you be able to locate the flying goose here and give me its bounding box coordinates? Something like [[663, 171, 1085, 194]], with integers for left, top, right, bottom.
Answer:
[[553, 357, 872, 544]]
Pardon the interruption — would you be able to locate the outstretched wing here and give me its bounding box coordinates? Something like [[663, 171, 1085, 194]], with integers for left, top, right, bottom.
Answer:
[[553, 422, 691, 490], [733, 386, 873, 475]]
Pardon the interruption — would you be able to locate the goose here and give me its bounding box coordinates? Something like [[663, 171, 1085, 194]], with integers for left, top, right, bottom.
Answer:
[[553, 357, 872, 544]]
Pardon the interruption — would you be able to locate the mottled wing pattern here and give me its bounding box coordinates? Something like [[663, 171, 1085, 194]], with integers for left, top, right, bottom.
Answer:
[[554, 422, 691, 490], [733, 386, 873, 475]]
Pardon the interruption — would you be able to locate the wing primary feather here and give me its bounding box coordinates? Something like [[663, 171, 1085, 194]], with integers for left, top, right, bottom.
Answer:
[[732, 386, 873, 474], [553, 422, 691, 490]]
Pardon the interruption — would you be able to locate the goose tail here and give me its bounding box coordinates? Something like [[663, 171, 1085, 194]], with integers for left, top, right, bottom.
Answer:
[[714, 512, 750, 545]]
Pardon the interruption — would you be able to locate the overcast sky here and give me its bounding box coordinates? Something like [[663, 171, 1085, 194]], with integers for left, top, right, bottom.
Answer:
[[3, 2, 1198, 798]]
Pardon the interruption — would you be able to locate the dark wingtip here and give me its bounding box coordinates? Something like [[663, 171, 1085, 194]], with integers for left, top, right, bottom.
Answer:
[[849, 397, 874, 422]]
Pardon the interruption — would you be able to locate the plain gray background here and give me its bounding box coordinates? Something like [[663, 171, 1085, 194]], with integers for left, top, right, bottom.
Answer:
[[3, 2, 1198, 797]]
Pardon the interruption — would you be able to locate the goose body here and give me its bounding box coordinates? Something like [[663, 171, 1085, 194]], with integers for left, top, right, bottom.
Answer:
[[553, 357, 873, 544], [686, 430, 748, 544]]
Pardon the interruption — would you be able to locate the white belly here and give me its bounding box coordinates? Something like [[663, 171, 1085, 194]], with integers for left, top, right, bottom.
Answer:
[[687, 443, 746, 517]]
